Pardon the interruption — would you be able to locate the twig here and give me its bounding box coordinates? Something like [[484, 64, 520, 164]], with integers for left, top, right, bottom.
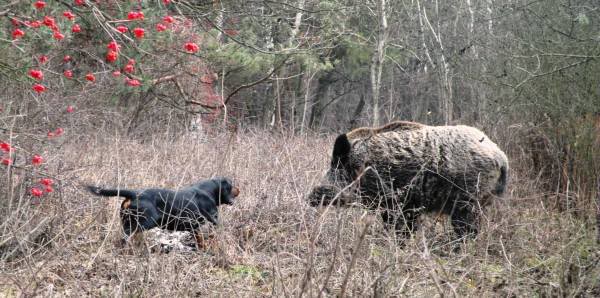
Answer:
[[317, 213, 343, 298], [339, 215, 371, 297], [223, 57, 290, 105]]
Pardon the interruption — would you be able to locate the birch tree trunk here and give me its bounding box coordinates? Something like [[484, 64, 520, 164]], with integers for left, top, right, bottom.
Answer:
[[289, 0, 306, 46], [370, 0, 388, 127], [421, 0, 453, 124]]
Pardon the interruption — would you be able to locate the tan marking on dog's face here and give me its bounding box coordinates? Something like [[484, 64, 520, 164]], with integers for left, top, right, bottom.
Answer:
[[121, 198, 131, 209], [232, 187, 240, 198]]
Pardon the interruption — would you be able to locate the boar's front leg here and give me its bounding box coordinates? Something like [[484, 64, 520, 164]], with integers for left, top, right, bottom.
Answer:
[[449, 200, 479, 239], [380, 208, 419, 240]]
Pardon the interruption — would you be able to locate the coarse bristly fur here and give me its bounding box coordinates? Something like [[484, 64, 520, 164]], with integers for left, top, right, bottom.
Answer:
[[309, 121, 509, 240], [87, 177, 240, 248]]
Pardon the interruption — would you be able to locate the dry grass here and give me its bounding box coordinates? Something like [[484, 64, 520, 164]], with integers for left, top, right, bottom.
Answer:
[[0, 130, 598, 297]]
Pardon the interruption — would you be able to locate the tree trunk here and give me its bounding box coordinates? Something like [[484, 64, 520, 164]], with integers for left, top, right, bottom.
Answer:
[[289, 0, 306, 45], [214, 0, 224, 43], [300, 70, 317, 134], [421, 0, 453, 124], [370, 0, 388, 127], [597, 176, 600, 244], [309, 71, 335, 129], [349, 91, 366, 129]]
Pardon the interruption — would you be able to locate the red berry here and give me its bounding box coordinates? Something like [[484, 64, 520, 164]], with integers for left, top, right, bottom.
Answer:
[[126, 78, 141, 87], [106, 50, 118, 63], [1, 158, 11, 166], [55, 127, 64, 136], [0, 142, 11, 152], [29, 70, 44, 81], [133, 27, 145, 39], [12, 28, 25, 39], [123, 64, 134, 73], [47, 131, 54, 138], [31, 188, 44, 197], [32, 155, 43, 165], [43, 16, 56, 27], [45, 186, 54, 193], [40, 178, 54, 186], [53, 31, 65, 40], [63, 55, 72, 62], [184, 42, 199, 53], [38, 55, 48, 64], [85, 73, 96, 82], [127, 11, 144, 20], [74, 0, 85, 6], [156, 23, 167, 32], [163, 15, 174, 24], [63, 11, 76, 21], [116, 25, 128, 33], [107, 41, 120, 51], [66, 106, 74, 113], [32, 84, 46, 93], [71, 24, 81, 33], [29, 21, 42, 28], [112, 71, 121, 77], [64, 70, 73, 78], [34, 1, 46, 10]]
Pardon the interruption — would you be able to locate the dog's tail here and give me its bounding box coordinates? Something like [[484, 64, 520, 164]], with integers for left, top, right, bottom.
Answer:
[[87, 185, 137, 200]]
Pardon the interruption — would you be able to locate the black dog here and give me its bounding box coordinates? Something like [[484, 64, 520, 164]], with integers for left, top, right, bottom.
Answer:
[[87, 177, 240, 248]]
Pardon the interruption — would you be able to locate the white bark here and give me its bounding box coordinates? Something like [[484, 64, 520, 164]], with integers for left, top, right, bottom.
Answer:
[[466, 0, 475, 35], [370, 0, 388, 127], [214, 0, 224, 43], [289, 0, 306, 46], [416, 0, 434, 67], [422, 1, 453, 124], [487, 0, 494, 35]]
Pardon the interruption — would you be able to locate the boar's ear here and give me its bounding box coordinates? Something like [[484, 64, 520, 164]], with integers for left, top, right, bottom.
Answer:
[[331, 134, 351, 168]]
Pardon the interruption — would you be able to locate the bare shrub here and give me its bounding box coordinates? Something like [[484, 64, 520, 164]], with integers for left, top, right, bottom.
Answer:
[[0, 128, 598, 296]]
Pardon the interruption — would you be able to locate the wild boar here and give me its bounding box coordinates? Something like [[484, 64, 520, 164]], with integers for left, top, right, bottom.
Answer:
[[309, 121, 509, 239]]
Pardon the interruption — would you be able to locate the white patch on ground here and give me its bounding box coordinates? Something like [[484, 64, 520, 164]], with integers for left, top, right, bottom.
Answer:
[[145, 230, 196, 253]]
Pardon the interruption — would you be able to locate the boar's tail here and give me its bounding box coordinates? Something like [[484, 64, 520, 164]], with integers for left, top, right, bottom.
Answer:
[[493, 163, 509, 197]]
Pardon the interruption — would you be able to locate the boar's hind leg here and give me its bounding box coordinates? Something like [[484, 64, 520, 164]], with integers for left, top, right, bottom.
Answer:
[[450, 203, 479, 239], [381, 209, 419, 239]]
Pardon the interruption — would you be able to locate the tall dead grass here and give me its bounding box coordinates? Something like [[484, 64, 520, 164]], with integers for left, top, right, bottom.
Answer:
[[0, 129, 598, 296]]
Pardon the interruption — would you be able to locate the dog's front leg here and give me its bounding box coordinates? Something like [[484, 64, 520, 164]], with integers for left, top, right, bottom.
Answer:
[[193, 230, 216, 250]]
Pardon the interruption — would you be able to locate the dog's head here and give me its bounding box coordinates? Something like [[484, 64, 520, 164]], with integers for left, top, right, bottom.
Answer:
[[210, 177, 240, 205]]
